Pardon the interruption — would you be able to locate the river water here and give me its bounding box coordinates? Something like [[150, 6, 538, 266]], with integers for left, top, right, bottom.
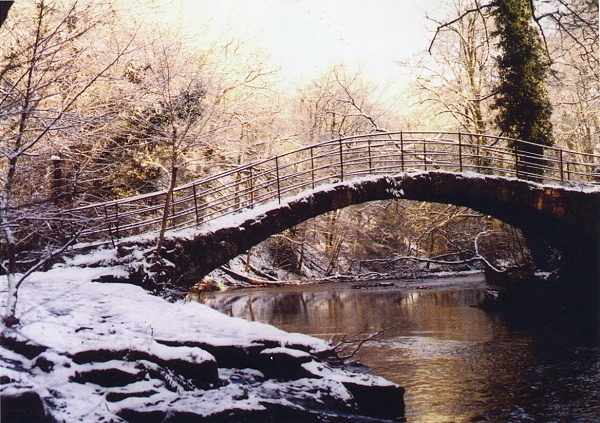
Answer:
[[196, 274, 600, 422]]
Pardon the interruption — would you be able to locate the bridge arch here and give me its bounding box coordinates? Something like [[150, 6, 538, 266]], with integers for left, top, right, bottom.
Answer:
[[151, 171, 598, 287], [70, 131, 599, 287]]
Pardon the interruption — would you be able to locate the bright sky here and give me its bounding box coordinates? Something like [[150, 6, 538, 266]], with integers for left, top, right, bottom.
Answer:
[[161, 0, 449, 87]]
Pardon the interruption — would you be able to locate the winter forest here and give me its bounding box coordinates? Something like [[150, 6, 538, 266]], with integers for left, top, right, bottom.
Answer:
[[2, 0, 597, 302], [0, 0, 600, 422]]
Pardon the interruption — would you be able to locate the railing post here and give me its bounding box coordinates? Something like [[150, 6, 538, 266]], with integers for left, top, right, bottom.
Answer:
[[234, 169, 241, 208], [368, 138, 373, 173], [249, 165, 254, 205], [192, 183, 200, 225], [515, 144, 520, 179], [400, 131, 405, 172], [339, 138, 344, 181], [105, 206, 115, 247], [114, 202, 120, 241], [275, 155, 281, 203], [423, 141, 427, 171], [458, 132, 463, 172], [171, 190, 176, 225], [310, 147, 315, 189], [559, 149, 564, 181]]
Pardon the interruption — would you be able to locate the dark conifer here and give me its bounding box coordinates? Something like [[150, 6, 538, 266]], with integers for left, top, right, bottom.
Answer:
[[491, 0, 553, 179]]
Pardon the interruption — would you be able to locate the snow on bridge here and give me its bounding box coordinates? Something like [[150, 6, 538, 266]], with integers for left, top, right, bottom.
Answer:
[[73, 131, 600, 247], [69, 131, 600, 287]]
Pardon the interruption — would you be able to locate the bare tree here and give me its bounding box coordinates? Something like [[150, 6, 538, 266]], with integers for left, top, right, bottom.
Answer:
[[270, 66, 392, 277], [425, 0, 598, 155], [294, 64, 388, 143], [418, 0, 497, 134], [531, 0, 598, 77], [124, 37, 210, 272], [0, 0, 131, 326], [542, 1, 599, 155], [117, 28, 278, 286]]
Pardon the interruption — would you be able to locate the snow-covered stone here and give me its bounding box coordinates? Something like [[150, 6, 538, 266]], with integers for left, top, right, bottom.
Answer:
[[1, 265, 404, 421]]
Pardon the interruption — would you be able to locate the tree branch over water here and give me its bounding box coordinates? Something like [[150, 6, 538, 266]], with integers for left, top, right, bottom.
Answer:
[[329, 322, 402, 362]]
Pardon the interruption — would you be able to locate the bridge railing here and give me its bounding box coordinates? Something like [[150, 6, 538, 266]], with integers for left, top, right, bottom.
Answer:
[[71, 131, 600, 246]]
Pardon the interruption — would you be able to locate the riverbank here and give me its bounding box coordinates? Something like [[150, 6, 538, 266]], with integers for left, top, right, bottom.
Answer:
[[0, 264, 405, 422], [197, 253, 487, 292]]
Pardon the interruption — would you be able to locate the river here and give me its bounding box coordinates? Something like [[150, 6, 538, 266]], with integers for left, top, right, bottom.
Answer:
[[195, 273, 600, 422]]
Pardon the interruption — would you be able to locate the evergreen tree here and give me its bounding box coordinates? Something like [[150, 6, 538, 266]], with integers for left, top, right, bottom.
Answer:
[[491, 0, 553, 179]]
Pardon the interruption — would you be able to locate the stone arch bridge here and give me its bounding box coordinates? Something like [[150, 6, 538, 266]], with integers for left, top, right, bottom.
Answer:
[[72, 131, 600, 287]]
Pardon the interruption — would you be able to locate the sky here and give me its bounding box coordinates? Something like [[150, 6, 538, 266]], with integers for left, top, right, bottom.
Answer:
[[159, 0, 450, 87]]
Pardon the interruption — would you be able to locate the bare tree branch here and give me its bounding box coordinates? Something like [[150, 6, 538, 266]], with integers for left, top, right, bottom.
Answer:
[[428, 1, 493, 53]]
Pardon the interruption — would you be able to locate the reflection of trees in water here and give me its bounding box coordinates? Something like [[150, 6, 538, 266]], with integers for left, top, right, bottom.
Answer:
[[265, 294, 309, 326], [203, 292, 312, 325], [202, 287, 487, 336], [201, 285, 600, 422]]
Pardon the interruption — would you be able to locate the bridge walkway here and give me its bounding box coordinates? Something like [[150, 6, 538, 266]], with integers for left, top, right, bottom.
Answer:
[[70, 131, 600, 247]]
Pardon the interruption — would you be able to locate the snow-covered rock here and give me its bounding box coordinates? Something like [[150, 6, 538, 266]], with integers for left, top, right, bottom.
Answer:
[[1, 266, 404, 421]]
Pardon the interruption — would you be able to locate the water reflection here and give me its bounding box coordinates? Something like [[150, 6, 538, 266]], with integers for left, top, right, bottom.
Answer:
[[197, 276, 600, 422]]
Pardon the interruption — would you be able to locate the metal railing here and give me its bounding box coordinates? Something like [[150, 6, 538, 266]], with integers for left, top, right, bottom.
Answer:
[[71, 131, 600, 246]]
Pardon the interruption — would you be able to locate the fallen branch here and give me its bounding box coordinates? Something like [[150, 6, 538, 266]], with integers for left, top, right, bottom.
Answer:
[[356, 255, 483, 266], [396, 255, 483, 266], [239, 257, 279, 281], [329, 322, 402, 362], [220, 266, 283, 286]]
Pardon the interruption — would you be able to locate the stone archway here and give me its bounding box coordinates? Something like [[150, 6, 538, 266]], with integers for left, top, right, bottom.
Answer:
[[131, 171, 599, 287]]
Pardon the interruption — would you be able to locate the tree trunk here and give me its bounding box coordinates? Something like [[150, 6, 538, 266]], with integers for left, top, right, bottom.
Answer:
[[153, 166, 179, 278], [2, 155, 20, 326]]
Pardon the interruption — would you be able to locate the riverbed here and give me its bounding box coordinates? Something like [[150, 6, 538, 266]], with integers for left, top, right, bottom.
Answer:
[[196, 273, 600, 422]]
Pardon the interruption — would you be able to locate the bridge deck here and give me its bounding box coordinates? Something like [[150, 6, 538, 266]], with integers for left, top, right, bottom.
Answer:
[[68, 131, 600, 247]]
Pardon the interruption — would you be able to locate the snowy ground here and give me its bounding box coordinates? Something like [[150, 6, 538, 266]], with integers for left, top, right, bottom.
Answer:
[[0, 264, 404, 422]]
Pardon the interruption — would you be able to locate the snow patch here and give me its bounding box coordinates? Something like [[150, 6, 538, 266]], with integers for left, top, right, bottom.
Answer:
[[1, 265, 402, 421]]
